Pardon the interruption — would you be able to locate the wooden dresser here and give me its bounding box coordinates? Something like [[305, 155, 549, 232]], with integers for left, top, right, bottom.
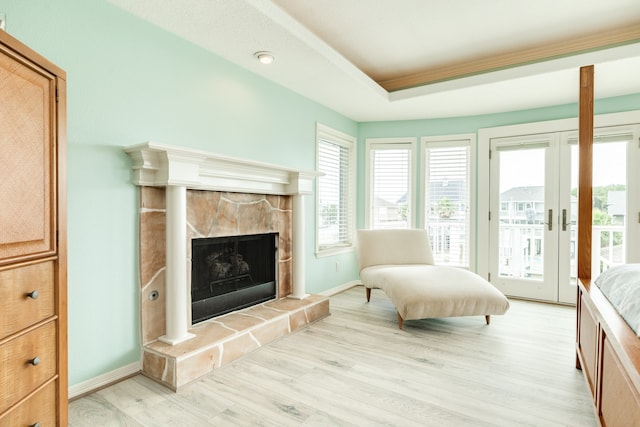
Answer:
[[0, 31, 67, 426]]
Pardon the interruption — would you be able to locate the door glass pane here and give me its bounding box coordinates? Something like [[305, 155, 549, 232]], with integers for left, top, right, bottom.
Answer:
[[498, 148, 545, 279], [592, 140, 627, 279]]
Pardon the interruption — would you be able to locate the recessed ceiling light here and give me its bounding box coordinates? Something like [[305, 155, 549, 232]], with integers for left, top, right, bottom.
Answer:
[[254, 51, 275, 65]]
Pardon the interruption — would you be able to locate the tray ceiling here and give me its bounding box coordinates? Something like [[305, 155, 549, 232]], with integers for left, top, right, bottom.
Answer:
[[109, 0, 640, 121]]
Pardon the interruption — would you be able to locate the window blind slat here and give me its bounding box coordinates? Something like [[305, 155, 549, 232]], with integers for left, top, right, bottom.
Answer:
[[317, 129, 355, 252]]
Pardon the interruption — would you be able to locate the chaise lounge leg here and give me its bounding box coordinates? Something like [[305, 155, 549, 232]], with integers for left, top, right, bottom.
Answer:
[[365, 287, 371, 302], [485, 315, 491, 325], [398, 312, 404, 330]]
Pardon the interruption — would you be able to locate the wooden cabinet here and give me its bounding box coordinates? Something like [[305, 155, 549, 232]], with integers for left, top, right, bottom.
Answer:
[[0, 30, 67, 425], [576, 281, 640, 427]]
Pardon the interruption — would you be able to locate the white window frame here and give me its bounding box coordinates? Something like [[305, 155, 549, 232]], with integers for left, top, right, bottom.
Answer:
[[365, 137, 417, 229], [315, 123, 357, 256], [421, 134, 476, 270]]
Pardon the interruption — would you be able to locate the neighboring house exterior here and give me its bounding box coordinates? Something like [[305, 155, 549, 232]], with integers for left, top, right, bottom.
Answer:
[[373, 196, 402, 223], [426, 180, 467, 220], [500, 186, 545, 224], [607, 190, 626, 224], [499, 185, 577, 225]]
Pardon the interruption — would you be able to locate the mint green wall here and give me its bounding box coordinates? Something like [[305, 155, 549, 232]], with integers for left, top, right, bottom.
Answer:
[[3, 0, 640, 388], [2, 0, 357, 386]]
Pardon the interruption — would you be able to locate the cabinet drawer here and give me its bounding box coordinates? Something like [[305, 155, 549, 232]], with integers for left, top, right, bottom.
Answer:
[[0, 261, 55, 338], [0, 321, 57, 414], [0, 380, 56, 427]]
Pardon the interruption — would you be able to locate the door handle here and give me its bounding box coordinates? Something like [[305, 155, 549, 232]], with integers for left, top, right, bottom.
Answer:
[[546, 209, 553, 231], [562, 209, 569, 231]]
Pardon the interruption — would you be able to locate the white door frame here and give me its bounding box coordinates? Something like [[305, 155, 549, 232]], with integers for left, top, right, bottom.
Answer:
[[478, 110, 640, 303]]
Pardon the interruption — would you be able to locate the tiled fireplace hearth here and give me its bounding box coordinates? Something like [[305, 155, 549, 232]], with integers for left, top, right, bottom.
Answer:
[[126, 143, 329, 390]]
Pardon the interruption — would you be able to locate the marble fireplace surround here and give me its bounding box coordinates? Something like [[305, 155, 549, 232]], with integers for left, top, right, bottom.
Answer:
[[125, 142, 330, 390]]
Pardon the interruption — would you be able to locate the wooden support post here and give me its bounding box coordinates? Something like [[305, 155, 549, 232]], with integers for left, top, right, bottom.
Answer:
[[577, 65, 594, 282]]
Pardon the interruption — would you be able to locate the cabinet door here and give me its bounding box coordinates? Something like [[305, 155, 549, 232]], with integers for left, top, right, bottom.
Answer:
[[0, 44, 57, 265], [578, 291, 599, 398], [599, 336, 640, 426]]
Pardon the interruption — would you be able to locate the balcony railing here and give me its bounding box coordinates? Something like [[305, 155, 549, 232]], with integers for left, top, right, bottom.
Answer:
[[427, 221, 468, 267], [592, 225, 625, 278], [493, 223, 624, 280], [426, 221, 625, 279]]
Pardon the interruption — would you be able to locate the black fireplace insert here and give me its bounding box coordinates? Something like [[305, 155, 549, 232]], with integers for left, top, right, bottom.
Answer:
[[191, 232, 278, 324]]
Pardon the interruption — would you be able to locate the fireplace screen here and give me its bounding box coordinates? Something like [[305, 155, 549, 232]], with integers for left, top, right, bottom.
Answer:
[[191, 232, 277, 323]]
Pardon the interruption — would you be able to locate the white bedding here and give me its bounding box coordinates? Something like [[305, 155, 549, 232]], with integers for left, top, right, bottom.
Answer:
[[594, 264, 640, 335]]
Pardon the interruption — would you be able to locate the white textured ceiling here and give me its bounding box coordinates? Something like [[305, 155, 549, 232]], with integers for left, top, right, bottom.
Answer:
[[108, 0, 640, 122]]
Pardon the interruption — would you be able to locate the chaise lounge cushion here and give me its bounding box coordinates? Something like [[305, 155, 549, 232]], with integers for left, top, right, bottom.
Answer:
[[360, 264, 510, 321], [356, 228, 509, 327]]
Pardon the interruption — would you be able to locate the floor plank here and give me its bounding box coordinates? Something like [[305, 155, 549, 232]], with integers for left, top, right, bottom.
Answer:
[[69, 286, 596, 426]]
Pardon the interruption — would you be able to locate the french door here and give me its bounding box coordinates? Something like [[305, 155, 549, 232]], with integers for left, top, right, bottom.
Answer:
[[488, 126, 639, 304], [489, 133, 575, 302]]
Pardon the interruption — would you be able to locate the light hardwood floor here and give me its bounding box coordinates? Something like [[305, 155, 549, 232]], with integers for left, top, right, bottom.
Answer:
[[69, 286, 596, 426]]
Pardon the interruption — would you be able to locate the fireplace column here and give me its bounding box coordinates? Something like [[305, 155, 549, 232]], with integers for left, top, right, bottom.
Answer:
[[159, 185, 195, 345], [289, 194, 309, 300]]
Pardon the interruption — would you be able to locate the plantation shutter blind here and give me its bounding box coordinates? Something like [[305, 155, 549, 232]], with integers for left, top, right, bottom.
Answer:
[[426, 145, 469, 215], [318, 137, 353, 249], [371, 146, 411, 229]]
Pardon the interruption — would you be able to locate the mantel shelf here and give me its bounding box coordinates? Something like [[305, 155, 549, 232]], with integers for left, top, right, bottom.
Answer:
[[124, 142, 319, 196]]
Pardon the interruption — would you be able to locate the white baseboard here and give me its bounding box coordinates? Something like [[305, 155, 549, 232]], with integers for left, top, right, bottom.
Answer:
[[69, 361, 141, 399], [318, 280, 361, 297]]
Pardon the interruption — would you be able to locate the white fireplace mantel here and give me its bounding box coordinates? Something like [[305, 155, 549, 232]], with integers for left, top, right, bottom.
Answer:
[[125, 142, 319, 345], [125, 142, 317, 196]]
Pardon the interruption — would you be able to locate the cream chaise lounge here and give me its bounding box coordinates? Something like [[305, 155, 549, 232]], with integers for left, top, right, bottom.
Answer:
[[356, 229, 510, 329]]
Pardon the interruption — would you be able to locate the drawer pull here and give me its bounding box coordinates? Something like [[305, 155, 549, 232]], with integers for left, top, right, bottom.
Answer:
[[29, 356, 40, 366], [26, 290, 39, 299], [30, 423, 41, 427]]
